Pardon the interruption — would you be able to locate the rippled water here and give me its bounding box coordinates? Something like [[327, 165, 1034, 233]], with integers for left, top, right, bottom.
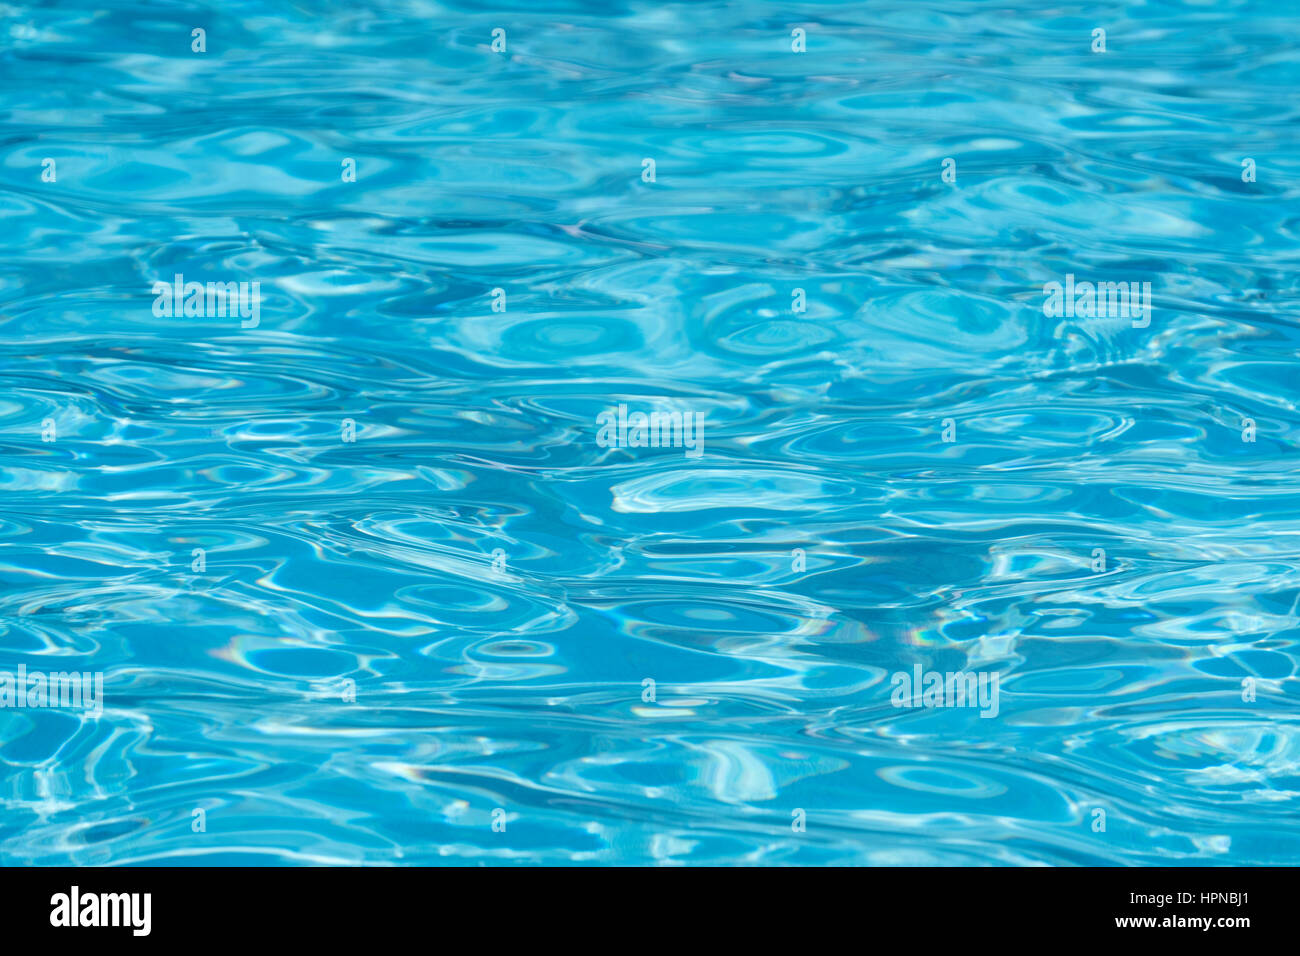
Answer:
[[2, 0, 1298, 866]]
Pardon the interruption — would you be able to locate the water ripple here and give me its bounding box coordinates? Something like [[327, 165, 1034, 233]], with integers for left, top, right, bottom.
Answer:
[[1, 0, 1298, 866]]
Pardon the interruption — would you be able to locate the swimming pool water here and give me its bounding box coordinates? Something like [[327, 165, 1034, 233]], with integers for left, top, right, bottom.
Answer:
[[1, 0, 1298, 866]]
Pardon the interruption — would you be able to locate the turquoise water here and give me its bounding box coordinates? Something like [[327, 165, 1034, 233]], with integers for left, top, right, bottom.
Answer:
[[2, 0, 1299, 866]]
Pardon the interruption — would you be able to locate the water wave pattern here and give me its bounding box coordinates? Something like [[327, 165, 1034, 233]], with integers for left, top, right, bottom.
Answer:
[[1, 0, 1298, 866]]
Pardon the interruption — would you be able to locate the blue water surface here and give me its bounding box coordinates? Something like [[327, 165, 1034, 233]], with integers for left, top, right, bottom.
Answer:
[[1, 0, 1299, 865]]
